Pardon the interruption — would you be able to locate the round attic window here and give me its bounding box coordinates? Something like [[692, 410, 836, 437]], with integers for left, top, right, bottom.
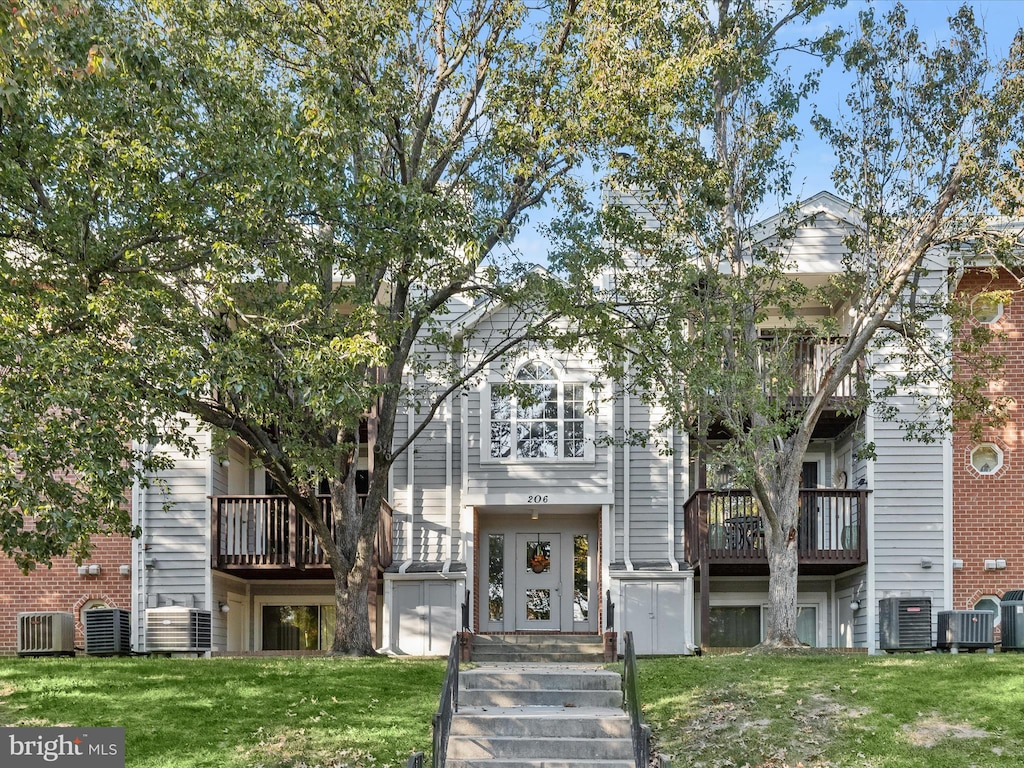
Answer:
[[970, 444, 1002, 475], [971, 295, 1003, 324]]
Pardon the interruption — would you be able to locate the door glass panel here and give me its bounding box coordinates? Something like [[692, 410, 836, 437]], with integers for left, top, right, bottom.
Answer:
[[262, 605, 332, 651], [708, 606, 760, 647], [526, 590, 551, 621], [526, 540, 552, 573], [796, 607, 817, 647], [573, 534, 589, 621], [488, 534, 504, 621]]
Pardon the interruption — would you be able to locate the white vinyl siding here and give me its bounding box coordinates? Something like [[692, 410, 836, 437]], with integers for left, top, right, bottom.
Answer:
[[868, 252, 951, 640], [139, 423, 213, 649]]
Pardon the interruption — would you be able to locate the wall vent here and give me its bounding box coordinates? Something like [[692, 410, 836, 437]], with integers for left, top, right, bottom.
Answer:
[[879, 597, 932, 652], [1000, 590, 1024, 651], [145, 607, 211, 653], [936, 610, 994, 653], [17, 612, 75, 656], [84, 608, 132, 656]]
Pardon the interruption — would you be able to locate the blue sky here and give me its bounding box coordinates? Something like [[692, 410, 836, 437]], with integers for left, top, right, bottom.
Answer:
[[505, 0, 1024, 264]]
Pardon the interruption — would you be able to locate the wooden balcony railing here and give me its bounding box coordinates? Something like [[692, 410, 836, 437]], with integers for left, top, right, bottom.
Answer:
[[211, 494, 394, 572], [762, 336, 861, 401], [684, 488, 868, 572]]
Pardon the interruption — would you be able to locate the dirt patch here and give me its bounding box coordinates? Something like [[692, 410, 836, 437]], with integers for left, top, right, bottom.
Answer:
[[655, 689, 862, 768], [902, 715, 990, 747]]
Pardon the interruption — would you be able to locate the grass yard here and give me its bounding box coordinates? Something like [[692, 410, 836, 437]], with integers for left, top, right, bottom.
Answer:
[[3, 652, 1022, 768], [640, 652, 1024, 768], [0, 656, 445, 768]]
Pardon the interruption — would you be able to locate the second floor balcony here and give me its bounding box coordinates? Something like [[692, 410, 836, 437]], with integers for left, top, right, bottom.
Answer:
[[211, 494, 394, 579], [684, 488, 868, 575], [764, 335, 862, 404]]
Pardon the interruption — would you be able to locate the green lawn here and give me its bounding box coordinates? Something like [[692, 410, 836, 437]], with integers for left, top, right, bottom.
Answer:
[[640, 652, 1024, 768], [0, 656, 444, 768], [3, 652, 1022, 768]]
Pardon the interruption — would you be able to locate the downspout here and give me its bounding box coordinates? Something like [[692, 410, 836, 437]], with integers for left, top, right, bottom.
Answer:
[[944, 258, 960, 612], [442, 396, 453, 574], [461, 363, 473, 629], [204, 442, 214, 649], [666, 427, 679, 571], [399, 372, 415, 575], [130, 446, 147, 652], [865, 406, 877, 653], [623, 383, 634, 571]]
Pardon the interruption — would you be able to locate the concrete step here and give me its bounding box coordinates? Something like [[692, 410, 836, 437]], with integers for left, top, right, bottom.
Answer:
[[472, 633, 604, 646], [445, 761, 635, 768], [447, 709, 634, 763], [462, 668, 621, 691], [472, 650, 605, 663], [459, 665, 623, 709], [448, 665, 633, 764], [448, 735, 634, 760], [451, 708, 631, 739], [470, 634, 605, 663], [459, 687, 624, 708]]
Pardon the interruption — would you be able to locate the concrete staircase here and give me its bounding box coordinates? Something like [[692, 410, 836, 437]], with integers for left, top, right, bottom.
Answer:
[[446, 663, 634, 767], [469, 633, 606, 663]]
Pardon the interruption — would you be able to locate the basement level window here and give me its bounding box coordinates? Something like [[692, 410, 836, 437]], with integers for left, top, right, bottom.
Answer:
[[80, 599, 108, 625], [971, 295, 1003, 324], [974, 597, 1001, 628], [970, 444, 1003, 475]]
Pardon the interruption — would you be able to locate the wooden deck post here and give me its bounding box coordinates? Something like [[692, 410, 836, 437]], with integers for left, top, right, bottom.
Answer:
[[210, 496, 220, 568], [288, 501, 297, 568]]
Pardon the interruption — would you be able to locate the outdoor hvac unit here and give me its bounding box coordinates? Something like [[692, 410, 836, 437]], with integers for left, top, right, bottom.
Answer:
[[17, 612, 75, 656], [1000, 589, 1024, 652], [936, 610, 994, 653], [879, 597, 932, 652], [84, 608, 132, 656], [145, 607, 212, 653]]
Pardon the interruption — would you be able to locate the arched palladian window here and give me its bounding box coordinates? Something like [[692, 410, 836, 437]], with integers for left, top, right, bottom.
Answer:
[[489, 361, 587, 460]]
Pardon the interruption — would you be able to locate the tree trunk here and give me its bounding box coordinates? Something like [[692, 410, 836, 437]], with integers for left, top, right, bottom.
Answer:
[[330, 532, 378, 656], [327, 458, 381, 656], [761, 484, 803, 648]]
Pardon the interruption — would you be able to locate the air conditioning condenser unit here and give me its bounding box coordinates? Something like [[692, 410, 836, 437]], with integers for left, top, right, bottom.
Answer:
[[17, 612, 75, 656], [145, 607, 211, 653], [84, 608, 132, 656], [1000, 589, 1024, 651], [936, 610, 994, 653], [879, 597, 932, 652]]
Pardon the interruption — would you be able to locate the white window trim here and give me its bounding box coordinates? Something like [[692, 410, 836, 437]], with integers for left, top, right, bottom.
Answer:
[[970, 443, 1003, 475], [971, 295, 1004, 324], [482, 362, 595, 464], [253, 594, 335, 651]]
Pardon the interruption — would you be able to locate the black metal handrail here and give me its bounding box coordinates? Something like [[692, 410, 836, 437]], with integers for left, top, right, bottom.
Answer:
[[461, 590, 471, 633], [622, 631, 651, 768], [431, 634, 460, 768], [606, 589, 615, 632], [405, 753, 423, 768]]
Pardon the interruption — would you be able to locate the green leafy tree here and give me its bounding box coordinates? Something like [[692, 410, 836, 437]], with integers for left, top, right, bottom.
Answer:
[[556, 0, 1023, 647], [1, 0, 591, 654]]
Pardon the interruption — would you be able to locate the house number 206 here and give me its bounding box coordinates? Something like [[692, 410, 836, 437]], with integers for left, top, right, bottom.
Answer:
[[527, 495, 549, 504]]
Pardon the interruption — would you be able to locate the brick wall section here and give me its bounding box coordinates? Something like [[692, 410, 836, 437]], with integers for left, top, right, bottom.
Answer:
[[0, 533, 133, 654], [953, 269, 1024, 615]]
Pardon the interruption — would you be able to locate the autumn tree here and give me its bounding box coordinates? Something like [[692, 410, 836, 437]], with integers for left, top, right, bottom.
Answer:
[[0, 0, 592, 654], [555, 0, 1023, 647]]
